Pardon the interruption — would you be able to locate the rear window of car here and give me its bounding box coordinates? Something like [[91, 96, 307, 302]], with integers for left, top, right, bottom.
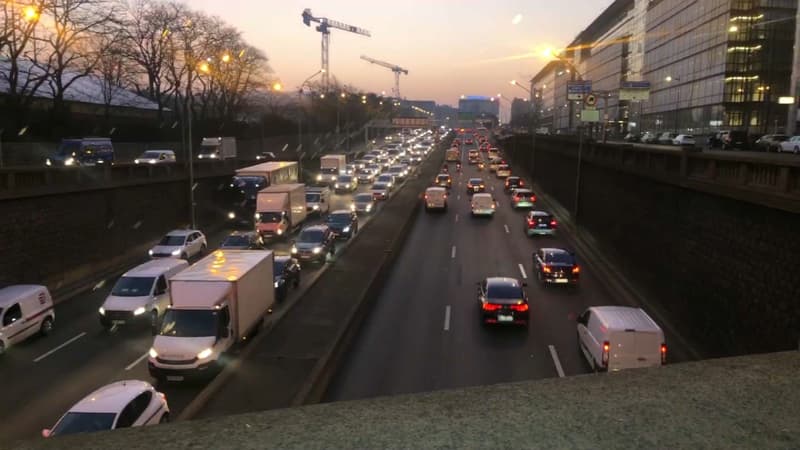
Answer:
[[544, 252, 575, 264], [487, 284, 523, 299]]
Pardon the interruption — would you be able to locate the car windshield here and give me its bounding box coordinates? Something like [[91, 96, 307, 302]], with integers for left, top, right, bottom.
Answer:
[[306, 193, 321, 202], [159, 309, 219, 337], [111, 276, 154, 297], [298, 229, 324, 243], [487, 283, 523, 299], [378, 176, 392, 181], [437, 175, 449, 181], [338, 176, 353, 182], [222, 235, 250, 247], [258, 212, 283, 223], [327, 213, 351, 224], [545, 252, 575, 264], [469, 179, 483, 184], [355, 194, 372, 202], [158, 235, 186, 246], [51, 412, 116, 436]]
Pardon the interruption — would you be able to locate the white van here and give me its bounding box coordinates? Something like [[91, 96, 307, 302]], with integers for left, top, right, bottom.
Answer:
[[576, 306, 666, 372], [471, 193, 496, 216], [0, 285, 55, 355], [425, 187, 448, 211], [99, 259, 189, 331]]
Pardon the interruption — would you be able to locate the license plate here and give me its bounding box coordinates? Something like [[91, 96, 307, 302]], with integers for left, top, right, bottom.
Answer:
[[166, 375, 184, 381], [538, 224, 548, 228], [555, 279, 569, 283], [497, 315, 513, 322], [473, 187, 480, 191]]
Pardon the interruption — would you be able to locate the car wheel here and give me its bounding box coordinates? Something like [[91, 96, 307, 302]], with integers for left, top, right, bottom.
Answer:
[[159, 413, 170, 424], [40, 317, 54, 336]]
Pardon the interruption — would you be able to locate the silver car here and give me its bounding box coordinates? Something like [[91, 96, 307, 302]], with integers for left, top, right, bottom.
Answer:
[[351, 193, 375, 214]]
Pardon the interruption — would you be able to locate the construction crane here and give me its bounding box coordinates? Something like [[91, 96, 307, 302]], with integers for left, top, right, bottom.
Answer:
[[360, 55, 409, 99], [301, 8, 370, 92]]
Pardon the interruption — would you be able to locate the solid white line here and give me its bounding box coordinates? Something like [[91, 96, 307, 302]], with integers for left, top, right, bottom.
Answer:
[[444, 305, 451, 331], [33, 332, 86, 363], [549, 345, 566, 378], [518, 263, 528, 279], [125, 352, 150, 371], [504, 224, 510, 234], [451, 245, 457, 259]]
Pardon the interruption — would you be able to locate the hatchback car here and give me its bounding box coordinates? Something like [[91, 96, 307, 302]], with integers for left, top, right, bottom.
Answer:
[[274, 256, 301, 302], [477, 277, 529, 326], [291, 225, 336, 264], [351, 193, 375, 214], [148, 230, 207, 259], [504, 176, 524, 192], [435, 173, 452, 189], [388, 165, 408, 181], [326, 210, 359, 239], [43, 380, 169, 437], [511, 189, 536, 209], [467, 178, 485, 195], [371, 182, 391, 200], [219, 231, 263, 250], [534, 248, 580, 286], [779, 136, 800, 154], [672, 134, 695, 146], [357, 168, 376, 184], [525, 210, 557, 236]]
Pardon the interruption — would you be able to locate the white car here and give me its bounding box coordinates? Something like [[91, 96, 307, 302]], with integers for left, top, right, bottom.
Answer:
[[134, 150, 176, 165], [149, 230, 207, 259], [779, 136, 800, 154], [43, 380, 169, 437], [471, 193, 496, 217], [672, 134, 695, 146]]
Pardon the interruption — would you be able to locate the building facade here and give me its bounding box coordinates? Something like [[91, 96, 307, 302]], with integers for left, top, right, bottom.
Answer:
[[458, 95, 500, 120]]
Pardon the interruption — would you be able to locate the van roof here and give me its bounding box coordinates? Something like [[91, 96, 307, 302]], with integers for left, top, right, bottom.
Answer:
[[591, 306, 661, 333], [123, 259, 189, 278], [172, 250, 272, 282], [0, 285, 48, 307]]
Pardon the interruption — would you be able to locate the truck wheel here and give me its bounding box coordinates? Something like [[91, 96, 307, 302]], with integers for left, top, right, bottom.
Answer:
[[40, 317, 54, 336]]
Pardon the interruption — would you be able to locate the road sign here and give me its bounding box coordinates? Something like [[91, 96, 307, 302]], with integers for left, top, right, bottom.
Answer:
[[619, 81, 651, 101], [584, 94, 597, 107], [580, 109, 600, 122], [567, 80, 592, 100]]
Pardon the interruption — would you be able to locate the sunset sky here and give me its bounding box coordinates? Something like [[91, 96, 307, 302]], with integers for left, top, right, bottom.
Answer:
[[191, 0, 614, 108]]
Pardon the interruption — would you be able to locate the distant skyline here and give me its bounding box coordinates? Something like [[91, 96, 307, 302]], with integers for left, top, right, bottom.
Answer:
[[190, 0, 614, 109]]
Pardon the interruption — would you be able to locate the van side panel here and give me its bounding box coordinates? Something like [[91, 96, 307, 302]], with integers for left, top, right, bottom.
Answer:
[[233, 253, 273, 339], [609, 330, 663, 370]]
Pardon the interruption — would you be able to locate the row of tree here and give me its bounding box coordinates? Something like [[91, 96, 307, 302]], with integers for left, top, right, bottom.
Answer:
[[1, 0, 273, 138]]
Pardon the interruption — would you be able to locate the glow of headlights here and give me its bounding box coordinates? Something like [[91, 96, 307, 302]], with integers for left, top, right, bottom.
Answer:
[[342, 226, 351, 233], [134, 159, 140, 164], [312, 246, 322, 254], [334, 183, 339, 188], [209, 154, 217, 159], [274, 281, 279, 288], [277, 229, 284, 235], [171, 249, 181, 256], [228, 212, 236, 219], [350, 204, 356, 211], [316, 175, 322, 181], [313, 204, 320, 210], [46, 159, 52, 166], [254, 213, 261, 220], [197, 348, 213, 360], [149, 160, 157, 164], [148, 250, 154, 256], [133, 306, 146, 316], [366, 204, 373, 211], [291, 247, 298, 254], [64, 157, 75, 166], [149, 348, 158, 358], [98, 307, 105, 315]]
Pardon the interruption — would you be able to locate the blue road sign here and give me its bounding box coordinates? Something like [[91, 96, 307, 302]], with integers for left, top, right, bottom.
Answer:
[[567, 81, 592, 100]]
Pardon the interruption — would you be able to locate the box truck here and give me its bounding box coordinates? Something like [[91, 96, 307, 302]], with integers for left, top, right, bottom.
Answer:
[[255, 183, 307, 239], [446, 147, 460, 162], [226, 162, 299, 224], [198, 137, 237, 160], [317, 154, 347, 183], [148, 250, 274, 381]]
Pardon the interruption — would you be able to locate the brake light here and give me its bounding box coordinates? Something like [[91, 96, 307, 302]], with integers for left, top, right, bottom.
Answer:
[[601, 341, 610, 367], [510, 303, 528, 312], [542, 265, 551, 273], [424, 194, 428, 200], [572, 266, 580, 274], [531, 195, 536, 202], [482, 303, 501, 311], [550, 219, 558, 227], [519, 180, 525, 186], [661, 343, 667, 364], [527, 219, 535, 227]]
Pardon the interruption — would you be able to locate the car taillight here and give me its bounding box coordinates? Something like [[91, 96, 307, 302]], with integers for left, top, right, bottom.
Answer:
[[527, 219, 535, 227], [572, 266, 580, 274], [520, 181, 525, 186], [542, 265, 551, 273], [661, 343, 667, 364], [550, 219, 558, 227], [602, 341, 610, 367], [482, 303, 501, 311], [511, 303, 528, 312], [531, 195, 536, 202]]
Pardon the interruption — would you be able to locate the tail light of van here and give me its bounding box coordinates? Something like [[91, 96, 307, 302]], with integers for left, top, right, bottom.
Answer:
[[601, 341, 610, 367], [482, 303, 502, 311], [661, 343, 667, 364]]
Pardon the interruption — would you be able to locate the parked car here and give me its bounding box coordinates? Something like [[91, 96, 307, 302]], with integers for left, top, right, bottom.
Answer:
[[753, 134, 788, 152], [623, 132, 641, 142], [657, 132, 678, 145], [148, 230, 207, 260], [640, 131, 658, 144], [720, 130, 748, 150], [779, 136, 800, 154], [672, 134, 696, 146]]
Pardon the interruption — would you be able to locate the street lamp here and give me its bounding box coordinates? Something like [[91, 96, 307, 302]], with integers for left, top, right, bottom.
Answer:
[[297, 68, 327, 178], [665, 75, 681, 133]]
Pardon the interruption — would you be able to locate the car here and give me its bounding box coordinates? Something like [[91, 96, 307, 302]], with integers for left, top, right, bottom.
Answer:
[[365, 163, 382, 175], [326, 209, 359, 239], [0, 285, 55, 356], [219, 231, 264, 250], [470, 193, 496, 217], [779, 136, 800, 154], [255, 151, 277, 161], [351, 193, 375, 214], [134, 150, 176, 165], [305, 187, 331, 216], [334, 175, 357, 193], [720, 130, 748, 150], [371, 182, 391, 200], [488, 157, 503, 172], [342, 164, 357, 175], [45, 137, 114, 167], [465, 138, 474, 145], [640, 131, 658, 144], [424, 186, 448, 211], [376, 174, 396, 189], [754, 134, 789, 152], [273, 255, 301, 302], [42, 380, 169, 437], [657, 132, 678, 145], [356, 168, 376, 184], [525, 210, 557, 236], [434, 173, 452, 189], [388, 164, 409, 181], [291, 225, 336, 264], [672, 134, 695, 146], [496, 164, 511, 178], [533, 248, 580, 286], [623, 132, 641, 142], [504, 176, 525, 192], [487, 148, 500, 159], [477, 277, 529, 326], [511, 188, 536, 209], [148, 230, 207, 260], [466, 177, 485, 195], [577, 306, 666, 372]]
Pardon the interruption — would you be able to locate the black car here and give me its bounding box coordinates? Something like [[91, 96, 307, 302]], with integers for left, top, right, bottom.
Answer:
[[466, 178, 485, 195], [504, 176, 525, 193], [326, 210, 359, 239], [477, 277, 529, 326], [721, 130, 748, 150], [533, 248, 580, 286], [291, 225, 336, 264], [274, 256, 301, 302], [219, 231, 263, 250], [435, 173, 452, 189]]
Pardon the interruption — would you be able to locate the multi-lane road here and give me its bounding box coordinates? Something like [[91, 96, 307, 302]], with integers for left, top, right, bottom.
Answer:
[[325, 136, 693, 402]]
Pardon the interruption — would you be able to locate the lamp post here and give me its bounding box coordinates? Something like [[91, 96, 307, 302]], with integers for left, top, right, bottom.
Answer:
[[665, 76, 681, 134], [297, 69, 326, 180]]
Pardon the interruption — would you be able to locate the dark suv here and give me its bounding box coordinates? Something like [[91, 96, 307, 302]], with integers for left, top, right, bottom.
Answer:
[[533, 248, 580, 286], [291, 225, 336, 264]]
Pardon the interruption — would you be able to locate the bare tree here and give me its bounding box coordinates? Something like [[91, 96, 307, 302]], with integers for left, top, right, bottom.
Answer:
[[93, 30, 133, 120]]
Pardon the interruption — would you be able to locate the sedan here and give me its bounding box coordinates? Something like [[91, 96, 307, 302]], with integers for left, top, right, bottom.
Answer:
[[477, 277, 529, 326], [754, 134, 788, 152], [356, 168, 376, 184], [533, 248, 580, 286], [672, 134, 695, 146], [334, 175, 357, 193], [779, 136, 800, 154], [525, 210, 557, 236], [274, 256, 301, 302], [376, 174, 396, 189], [43, 380, 169, 437], [326, 210, 359, 239], [351, 193, 375, 214], [219, 231, 263, 250], [466, 178, 485, 195], [371, 182, 391, 200], [496, 164, 511, 178], [504, 176, 525, 192], [149, 229, 206, 259]]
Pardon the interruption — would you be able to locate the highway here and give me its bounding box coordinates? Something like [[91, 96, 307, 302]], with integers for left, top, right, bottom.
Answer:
[[325, 136, 692, 402]]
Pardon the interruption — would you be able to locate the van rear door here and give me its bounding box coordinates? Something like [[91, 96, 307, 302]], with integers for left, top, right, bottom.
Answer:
[[609, 330, 662, 370]]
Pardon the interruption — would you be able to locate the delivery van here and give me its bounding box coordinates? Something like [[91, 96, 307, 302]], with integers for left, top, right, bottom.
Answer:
[[0, 285, 55, 355]]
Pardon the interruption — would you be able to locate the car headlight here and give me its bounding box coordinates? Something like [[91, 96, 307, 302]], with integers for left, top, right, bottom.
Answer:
[[134, 159, 140, 164], [313, 204, 320, 210], [149, 348, 158, 358], [64, 157, 75, 166], [342, 226, 351, 233], [366, 204, 372, 211], [196, 348, 213, 360], [148, 249, 154, 256], [133, 306, 146, 316], [198, 154, 204, 159], [98, 307, 105, 315], [171, 249, 181, 256], [274, 281, 279, 288], [350, 204, 356, 211], [335, 183, 340, 188], [209, 153, 217, 159], [45, 158, 52, 166], [254, 213, 261, 220], [312, 246, 322, 254], [149, 160, 156, 164], [228, 212, 236, 219], [277, 229, 284, 235], [316, 175, 322, 181], [291, 246, 298, 254]]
